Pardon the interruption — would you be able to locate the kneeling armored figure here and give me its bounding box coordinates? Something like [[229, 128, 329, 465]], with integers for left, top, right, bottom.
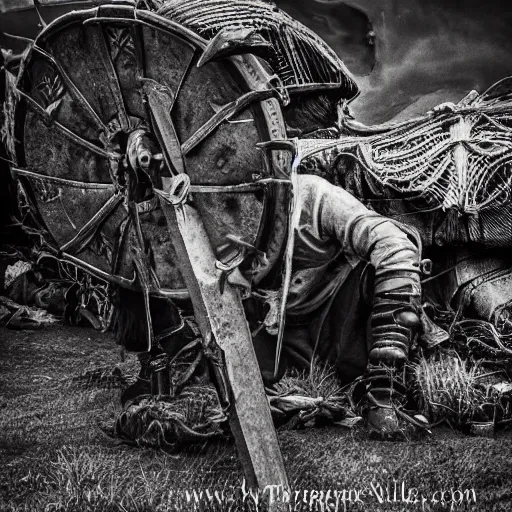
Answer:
[[251, 174, 422, 436]]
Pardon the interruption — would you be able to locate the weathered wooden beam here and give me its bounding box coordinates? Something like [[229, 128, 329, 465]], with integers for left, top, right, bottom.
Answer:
[[157, 193, 289, 494], [146, 80, 289, 497]]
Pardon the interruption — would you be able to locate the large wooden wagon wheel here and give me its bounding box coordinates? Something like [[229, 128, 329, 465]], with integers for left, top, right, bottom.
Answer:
[[12, 3, 292, 493]]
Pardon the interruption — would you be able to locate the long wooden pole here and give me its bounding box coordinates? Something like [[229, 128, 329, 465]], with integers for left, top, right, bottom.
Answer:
[[146, 81, 289, 497]]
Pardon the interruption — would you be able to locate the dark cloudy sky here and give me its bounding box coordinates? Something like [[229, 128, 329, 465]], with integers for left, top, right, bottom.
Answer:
[[278, 0, 512, 124]]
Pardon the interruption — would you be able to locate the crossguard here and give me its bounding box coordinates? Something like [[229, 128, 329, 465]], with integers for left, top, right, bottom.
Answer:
[[256, 139, 298, 161], [215, 235, 267, 294], [161, 174, 191, 205]]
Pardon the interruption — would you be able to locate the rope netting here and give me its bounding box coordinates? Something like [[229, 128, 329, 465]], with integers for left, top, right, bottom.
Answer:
[[297, 79, 512, 213], [146, 0, 358, 97]]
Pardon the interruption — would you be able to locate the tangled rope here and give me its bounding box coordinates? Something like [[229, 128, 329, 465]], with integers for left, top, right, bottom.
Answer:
[[115, 385, 227, 449], [297, 79, 512, 214]]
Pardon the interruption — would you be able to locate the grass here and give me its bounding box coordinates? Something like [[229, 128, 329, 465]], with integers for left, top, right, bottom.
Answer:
[[1, 325, 512, 511], [413, 351, 505, 427], [270, 361, 353, 426]]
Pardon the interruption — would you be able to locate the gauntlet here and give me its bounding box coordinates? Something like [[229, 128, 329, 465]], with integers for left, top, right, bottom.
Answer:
[[369, 273, 422, 366]]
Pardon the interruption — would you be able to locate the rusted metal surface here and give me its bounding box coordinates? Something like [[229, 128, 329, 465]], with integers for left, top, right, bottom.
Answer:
[[14, 5, 290, 290]]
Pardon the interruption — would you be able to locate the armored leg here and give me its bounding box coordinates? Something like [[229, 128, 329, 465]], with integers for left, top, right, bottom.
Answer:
[[366, 274, 421, 437]]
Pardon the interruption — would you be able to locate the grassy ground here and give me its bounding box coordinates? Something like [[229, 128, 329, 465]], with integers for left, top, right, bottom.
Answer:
[[0, 325, 511, 511]]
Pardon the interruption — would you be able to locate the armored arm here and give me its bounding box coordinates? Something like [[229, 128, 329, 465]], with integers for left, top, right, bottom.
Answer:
[[346, 212, 422, 365], [298, 174, 422, 366]]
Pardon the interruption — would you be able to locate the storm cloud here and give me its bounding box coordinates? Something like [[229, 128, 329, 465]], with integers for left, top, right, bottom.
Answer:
[[278, 0, 512, 123]]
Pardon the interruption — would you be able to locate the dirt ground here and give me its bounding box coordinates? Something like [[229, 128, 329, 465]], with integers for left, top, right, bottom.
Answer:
[[1, 324, 511, 512]]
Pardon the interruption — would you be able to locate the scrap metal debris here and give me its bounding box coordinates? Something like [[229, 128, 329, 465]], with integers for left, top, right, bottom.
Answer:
[[0, 252, 112, 331], [4, 260, 32, 288], [0, 295, 59, 330]]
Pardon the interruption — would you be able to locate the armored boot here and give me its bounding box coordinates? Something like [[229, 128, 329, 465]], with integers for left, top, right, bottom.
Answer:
[[365, 365, 406, 438], [366, 277, 421, 438]]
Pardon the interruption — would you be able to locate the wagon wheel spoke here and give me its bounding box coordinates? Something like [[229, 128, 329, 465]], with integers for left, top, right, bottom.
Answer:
[[16, 87, 120, 160], [143, 79, 185, 176], [180, 89, 268, 155], [97, 24, 130, 131], [60, 193, 124, 254], [131, 24, 146, 86], [132, 22, 194, 172], [32, 45, 108, 133]]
